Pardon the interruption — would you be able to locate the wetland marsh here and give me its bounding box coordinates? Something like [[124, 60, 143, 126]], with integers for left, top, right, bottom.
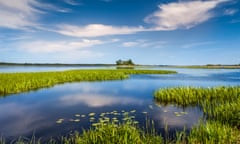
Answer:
[[0, 66, 239, 143]]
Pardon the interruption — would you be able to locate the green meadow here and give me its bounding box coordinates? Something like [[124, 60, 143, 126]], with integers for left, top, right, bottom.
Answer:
[[0, 69, 176, 96]]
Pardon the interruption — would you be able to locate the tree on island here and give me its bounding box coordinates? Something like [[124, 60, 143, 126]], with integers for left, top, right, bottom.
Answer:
[[116, 59, 134, 65]]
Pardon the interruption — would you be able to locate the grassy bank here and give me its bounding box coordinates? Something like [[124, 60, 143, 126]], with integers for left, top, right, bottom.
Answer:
[[154, 86, 240, 143], [0, 69, 176, 96]]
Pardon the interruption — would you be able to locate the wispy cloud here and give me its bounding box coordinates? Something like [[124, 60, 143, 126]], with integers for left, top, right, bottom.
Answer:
[[182, 41, 216, 49], [0, 0, 69, 30], [122, 42, 139, 47], [63, 0, 81, 5], [122, 40, 166, 48], [20, 39, 105, 53], [144, 0, 229, 30], [100, 0, 112, 2], [230, 19, 240, 23], [224, 9, 238, 15], [17, 39, 106, 63], [55, 24, 146, 37]]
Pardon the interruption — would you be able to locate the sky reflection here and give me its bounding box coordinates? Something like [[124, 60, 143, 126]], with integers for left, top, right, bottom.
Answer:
[[60, 94, 143, 107]]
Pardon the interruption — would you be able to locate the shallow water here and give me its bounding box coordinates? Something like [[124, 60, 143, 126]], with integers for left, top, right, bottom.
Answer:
[[0, 67, 239, 141]]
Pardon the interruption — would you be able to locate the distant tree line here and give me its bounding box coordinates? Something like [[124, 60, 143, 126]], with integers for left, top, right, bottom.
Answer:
[[116, 59, 134, 65]]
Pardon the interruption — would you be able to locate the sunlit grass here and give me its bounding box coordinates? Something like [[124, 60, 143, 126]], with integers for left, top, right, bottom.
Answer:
[[188, 121, 240, 144], [61, 110, 163, 144], [0, 69, 176, 96], [154, 86, 240, 127], [154, 86, 240, 143]]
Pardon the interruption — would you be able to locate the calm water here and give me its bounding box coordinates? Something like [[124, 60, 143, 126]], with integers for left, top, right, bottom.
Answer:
[[0, 66, 239, 141]]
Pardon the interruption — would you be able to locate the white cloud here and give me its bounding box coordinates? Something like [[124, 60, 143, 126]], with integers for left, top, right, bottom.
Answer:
[[0, 0, 69, 30], [122, 42, 139, 47], [64, 0, 81, 5], [122, 40, 166, 48], [0, 0, 37, 29], [144, 0, 229, 30], [111, 38, 120, 42], [0, 0, 232, 37], [20, 39, 105, 53], [224, 9, 238, 15], [18, 39, 111, 62], [55, 24, 146, 37], [54, 0, 230, 38], [182, 41, 216, 49]]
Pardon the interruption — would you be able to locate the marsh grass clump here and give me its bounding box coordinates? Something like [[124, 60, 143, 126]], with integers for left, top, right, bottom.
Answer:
[[62, 114, 163, 144], [154, 86, 240, 126], [188, 121, 240, 144], [0, 69, 176, 96], [154, 86, 240, 143]]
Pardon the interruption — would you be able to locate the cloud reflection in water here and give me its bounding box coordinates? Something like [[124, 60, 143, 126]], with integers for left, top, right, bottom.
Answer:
[[60, 94, 144, 107]]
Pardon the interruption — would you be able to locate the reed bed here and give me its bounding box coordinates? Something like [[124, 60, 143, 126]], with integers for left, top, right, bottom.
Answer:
[[0, 69, 176, 96], [188, 121, 240, 144], [154, 86, 240, 126], [154, 86, 240, 143]]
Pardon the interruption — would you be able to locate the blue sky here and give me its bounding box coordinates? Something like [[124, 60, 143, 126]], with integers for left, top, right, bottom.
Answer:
[[0, 0, 239, 65]]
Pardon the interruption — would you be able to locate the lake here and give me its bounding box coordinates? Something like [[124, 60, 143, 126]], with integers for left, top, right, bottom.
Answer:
[[0, 66, 239, 142]]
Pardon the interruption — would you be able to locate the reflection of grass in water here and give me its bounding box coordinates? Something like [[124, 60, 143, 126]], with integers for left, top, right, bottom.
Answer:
[[154, 86, 240, 143], [0, 69, 176, 96]]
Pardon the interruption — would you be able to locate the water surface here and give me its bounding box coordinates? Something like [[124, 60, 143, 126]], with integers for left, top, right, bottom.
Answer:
[[0, 67, 239, 141]]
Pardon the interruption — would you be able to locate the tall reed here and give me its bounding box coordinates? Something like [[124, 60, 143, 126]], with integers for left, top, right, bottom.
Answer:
[[154, 86, 240, 143]]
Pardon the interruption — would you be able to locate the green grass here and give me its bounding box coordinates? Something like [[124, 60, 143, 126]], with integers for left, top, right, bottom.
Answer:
[[0, 69, 176, 96], [188, 121, 240, 144], [154, 86, 240, 143], [62, 118, 162, 144], [154, 86, 240, 126]]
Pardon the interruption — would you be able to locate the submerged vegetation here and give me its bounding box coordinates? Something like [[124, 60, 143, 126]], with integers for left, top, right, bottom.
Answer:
[[0, 69, 176, 96], [154, 86, 240, 143]]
